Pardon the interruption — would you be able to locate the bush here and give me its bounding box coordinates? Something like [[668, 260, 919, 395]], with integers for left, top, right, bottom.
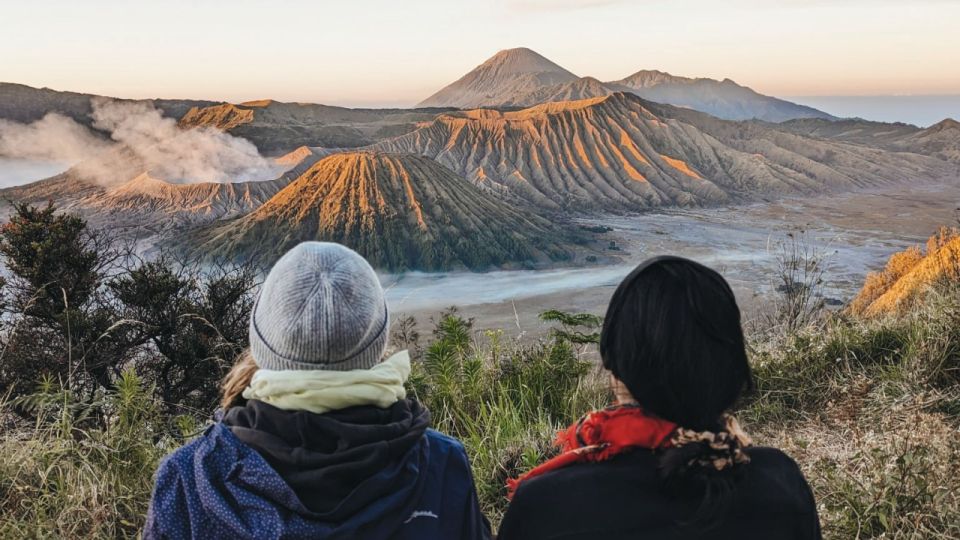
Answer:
[[406, 310, 608, 522], [0, 203, 255, 413], [0, 202, 123, 398]]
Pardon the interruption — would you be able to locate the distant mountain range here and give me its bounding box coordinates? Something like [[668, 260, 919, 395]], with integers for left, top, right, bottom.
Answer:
[[379, 93, 950, 210], [774, 117, 960, 164], [0, 82, 451, 154], [0, 82, 212, 126], [417, 48, 834, 123], [178, 101, 449, 153], [1, 54, 957, 271]]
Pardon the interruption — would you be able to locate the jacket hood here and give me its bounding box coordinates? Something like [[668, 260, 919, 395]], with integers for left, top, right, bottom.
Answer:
[[145, 400, 492, 540], [185, 400, 431, 538], [222, 399, 430, 518]]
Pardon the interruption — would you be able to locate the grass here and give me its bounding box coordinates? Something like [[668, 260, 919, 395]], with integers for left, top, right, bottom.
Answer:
[[1, 286, 959, 538], [0, 372, 189, 538], [405, 313, 609, 520], [744, 283, 960, 538]]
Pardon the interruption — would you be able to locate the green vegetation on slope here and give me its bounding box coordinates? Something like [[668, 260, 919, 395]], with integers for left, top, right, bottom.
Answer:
[[1, 205, 958, 538], [3, 288, 958, 537]]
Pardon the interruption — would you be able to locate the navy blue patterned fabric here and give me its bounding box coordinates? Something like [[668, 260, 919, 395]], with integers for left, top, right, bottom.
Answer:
[[144, 423, 489, 539]]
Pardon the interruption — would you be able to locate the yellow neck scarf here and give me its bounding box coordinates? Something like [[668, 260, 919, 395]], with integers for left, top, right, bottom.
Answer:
[[242, 350, 410, 414]]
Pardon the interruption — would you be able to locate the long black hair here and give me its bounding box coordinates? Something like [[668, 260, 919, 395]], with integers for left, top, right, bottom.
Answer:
[[600, 256, 753, 526]]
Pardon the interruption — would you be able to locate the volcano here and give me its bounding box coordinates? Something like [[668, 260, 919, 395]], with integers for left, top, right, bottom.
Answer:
[[185, 152, 585, 271]]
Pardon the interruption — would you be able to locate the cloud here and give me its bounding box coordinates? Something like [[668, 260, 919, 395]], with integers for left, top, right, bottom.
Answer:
[[0, 99, 284, 185]]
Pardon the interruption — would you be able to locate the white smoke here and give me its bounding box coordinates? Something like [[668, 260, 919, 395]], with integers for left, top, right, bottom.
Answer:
[[0, 113, 111, 162], [90, 98, 282, 183], [0, 98, 284, 185]]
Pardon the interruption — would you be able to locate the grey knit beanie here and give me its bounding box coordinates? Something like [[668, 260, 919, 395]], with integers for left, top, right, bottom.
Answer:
[[249, 242, 390, 371]]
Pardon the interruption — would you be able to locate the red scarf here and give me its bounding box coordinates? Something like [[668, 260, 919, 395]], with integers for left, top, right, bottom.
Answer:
[[507, 404, 677, 498]]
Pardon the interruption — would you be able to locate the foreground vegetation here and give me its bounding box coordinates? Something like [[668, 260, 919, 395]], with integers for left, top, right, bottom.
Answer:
[[0, 205, 958, 538]]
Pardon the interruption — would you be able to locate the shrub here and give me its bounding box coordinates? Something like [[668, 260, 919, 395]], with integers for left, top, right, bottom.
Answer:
[[759, 231, 829, 337], [0, 203, 255, 413], [109, 260, 257, 413], [406, 310, 608, 522], [0, 202, 124, 398]]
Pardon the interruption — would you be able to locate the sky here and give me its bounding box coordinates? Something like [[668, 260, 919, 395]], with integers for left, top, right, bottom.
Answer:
[[2, 0, 960, 111]]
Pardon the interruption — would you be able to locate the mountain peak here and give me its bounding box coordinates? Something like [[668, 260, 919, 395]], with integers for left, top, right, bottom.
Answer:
[[113, 172, 171, 196], [614, 70, 689, 89], [480, 48, 574, 75], [274, 146, 319, 166], [240, 99, 274, 108], [416, 48, 577, 108], [925, 118, 960, 133], [179, 103, 255, 131]]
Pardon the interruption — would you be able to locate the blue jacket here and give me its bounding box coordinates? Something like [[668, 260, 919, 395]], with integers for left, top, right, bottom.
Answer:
[[144, 423, 490, 539]]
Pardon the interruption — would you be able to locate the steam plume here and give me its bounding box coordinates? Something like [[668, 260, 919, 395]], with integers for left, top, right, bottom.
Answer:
[[0, 113, 110, 162], [0, 99, 283, 185]]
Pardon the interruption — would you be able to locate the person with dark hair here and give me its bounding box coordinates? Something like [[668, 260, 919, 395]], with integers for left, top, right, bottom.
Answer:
[[144, 242, 490, 540], [498, 256, 820, 540]]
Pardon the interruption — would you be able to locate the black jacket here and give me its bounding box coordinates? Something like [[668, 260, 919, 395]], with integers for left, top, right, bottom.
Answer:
[[498, 447, 820, 540]]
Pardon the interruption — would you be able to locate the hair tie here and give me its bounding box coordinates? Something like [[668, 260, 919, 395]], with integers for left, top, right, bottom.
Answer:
[[670, 414, 753, 471]]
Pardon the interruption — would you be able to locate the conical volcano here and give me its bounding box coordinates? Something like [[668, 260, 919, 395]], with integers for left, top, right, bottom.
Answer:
[[186, 152, 582, 271]]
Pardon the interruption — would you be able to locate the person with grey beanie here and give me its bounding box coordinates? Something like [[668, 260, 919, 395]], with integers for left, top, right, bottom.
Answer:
[[145, 242, 491, 540]]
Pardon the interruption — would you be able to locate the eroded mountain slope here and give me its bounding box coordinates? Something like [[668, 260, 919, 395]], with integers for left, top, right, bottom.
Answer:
[[0, 147, 294, 235], [373, 93, 949, 211], [185, 152, 585, 271]]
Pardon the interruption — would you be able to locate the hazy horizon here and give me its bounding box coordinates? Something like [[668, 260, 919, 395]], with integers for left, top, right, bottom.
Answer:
[[5, 77, 956, 127], [3, 0, 959, 110], [788, 95, 960, 127]]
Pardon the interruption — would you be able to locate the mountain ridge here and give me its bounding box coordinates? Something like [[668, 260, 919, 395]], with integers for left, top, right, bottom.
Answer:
[[0, 82, 216, 126], [178, 100, 447, 153], [375, 92, 951, 211], [417, 48, 834, 122], [608, 71, 833, 122], [773, 116, 960, 164]]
